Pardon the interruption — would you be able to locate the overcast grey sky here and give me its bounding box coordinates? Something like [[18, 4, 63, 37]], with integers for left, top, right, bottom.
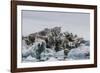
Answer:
[[22, 10, 90, 40]]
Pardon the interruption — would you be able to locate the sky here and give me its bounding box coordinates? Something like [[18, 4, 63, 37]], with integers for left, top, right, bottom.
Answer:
[[22, 10, 90, 40]]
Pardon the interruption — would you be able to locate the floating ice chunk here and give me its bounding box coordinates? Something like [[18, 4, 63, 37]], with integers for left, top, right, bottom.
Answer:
[[67, 45, 90, 60], [22, 46, 32, 58], [55, 50, 65, 60], [46, 57, 58, 61], [22, 55, 37, 62], [40, 48, 55, 61]]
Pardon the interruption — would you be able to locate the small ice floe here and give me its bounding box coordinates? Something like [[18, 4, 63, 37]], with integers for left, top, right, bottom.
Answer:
[[22, 55, 37, 62], [22, 46, 31, 58], [46, 57, 58, 61], [22, 44, 37, 59], [40, 48, 55, 61], [55, 50, 65, 61], [67, 44, 90, 60]]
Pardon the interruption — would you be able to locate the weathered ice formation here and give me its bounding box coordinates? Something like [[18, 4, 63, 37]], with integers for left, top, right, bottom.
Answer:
[[22, 27, 90, 62]]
